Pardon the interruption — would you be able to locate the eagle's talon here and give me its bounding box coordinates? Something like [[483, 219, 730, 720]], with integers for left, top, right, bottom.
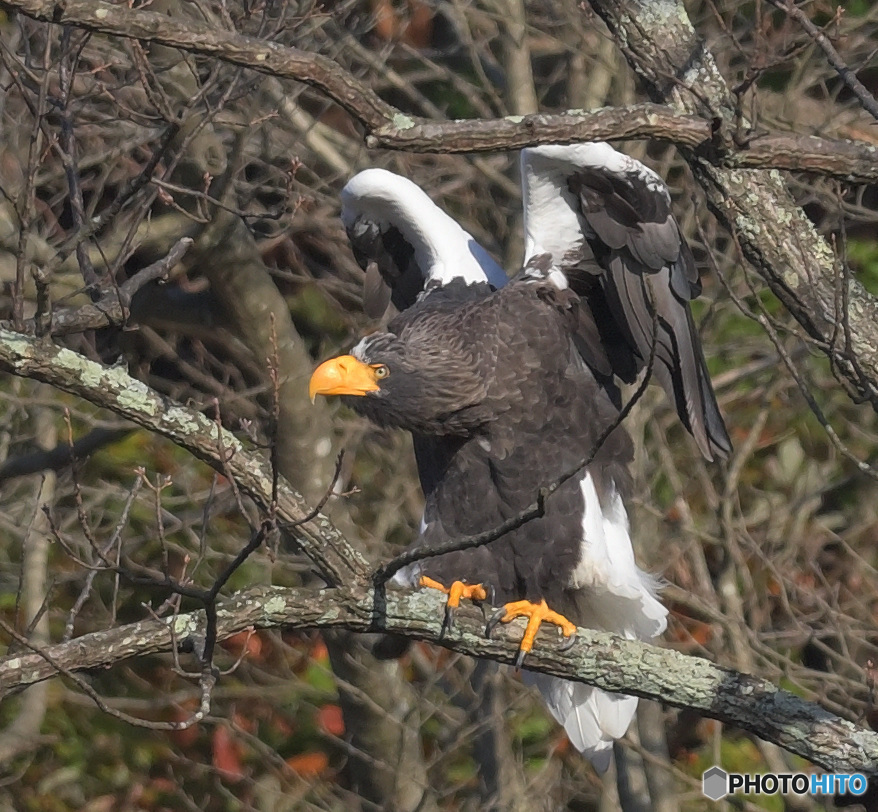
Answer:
[[485, 606, 507, 639], [420, 576, 486, 637], [485, 599, 577, 667]]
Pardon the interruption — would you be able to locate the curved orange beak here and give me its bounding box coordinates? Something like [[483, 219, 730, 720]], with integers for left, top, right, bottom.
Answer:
[[309, 355, 381, 402]]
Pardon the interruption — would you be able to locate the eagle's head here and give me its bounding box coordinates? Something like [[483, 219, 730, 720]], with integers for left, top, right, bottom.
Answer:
[[309, 331, 489, 436]]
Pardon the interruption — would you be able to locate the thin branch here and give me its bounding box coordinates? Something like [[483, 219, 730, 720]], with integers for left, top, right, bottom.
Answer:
[[13, 237, 195, 337], [0, 617, 206, 731], [3, 1, 878, 182], [0, 427, 132, 484], [56, 26, 100, 294], [5, 0, 395, 129], [767, 0, 878, 122], [586, 0, 878, 413], [62, 475, 142, 642]]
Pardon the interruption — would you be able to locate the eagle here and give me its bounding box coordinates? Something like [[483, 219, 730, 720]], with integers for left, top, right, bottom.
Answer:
[[310, 143, 730, 770]]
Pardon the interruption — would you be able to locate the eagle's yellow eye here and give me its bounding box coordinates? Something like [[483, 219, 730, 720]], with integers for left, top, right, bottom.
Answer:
[[372, 364, 390, 379]]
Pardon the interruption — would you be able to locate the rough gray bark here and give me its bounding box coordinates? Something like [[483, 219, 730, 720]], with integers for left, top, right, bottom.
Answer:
[[0, 402, 54, 763], [0, 326, 368, 587], [3, 0, 878, 792], [6, 0, 878, 410], [190, 209, 437, 811], [636, 702, 679, 812], [3, 1, 878, 181], [327, 631, 437, 812], [470, 661, 529, 812], [193, 212, 334, 503]]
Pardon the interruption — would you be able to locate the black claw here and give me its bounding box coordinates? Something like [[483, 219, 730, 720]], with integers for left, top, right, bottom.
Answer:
[[476, 585, 495, 623], [558, 632, 577, 653], [514, 647, 528, 670], [441, 604, 455, 637], [485, 607, 507, 639]]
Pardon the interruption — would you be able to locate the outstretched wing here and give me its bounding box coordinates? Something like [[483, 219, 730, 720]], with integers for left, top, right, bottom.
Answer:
[[521, 143, 730, 461], [341, 168, 508, 317], [341, 168, 509, 504]]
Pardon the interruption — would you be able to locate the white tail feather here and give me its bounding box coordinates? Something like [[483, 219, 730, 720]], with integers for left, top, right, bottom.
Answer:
[[523, 672, 637, 772]]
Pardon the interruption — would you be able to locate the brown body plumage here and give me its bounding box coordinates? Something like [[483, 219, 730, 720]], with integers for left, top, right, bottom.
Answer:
[[343, 274, 632, 621]]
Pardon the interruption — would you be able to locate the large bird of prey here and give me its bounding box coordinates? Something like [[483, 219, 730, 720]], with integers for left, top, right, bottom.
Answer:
[[310, 143, 730, 770]]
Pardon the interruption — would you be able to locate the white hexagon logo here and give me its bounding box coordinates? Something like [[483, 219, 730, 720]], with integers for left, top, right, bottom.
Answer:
[[703, 766, 729, 801]]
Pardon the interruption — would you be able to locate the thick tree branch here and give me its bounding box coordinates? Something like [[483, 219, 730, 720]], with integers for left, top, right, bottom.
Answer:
[[4, 0, 878, 184], [0, 327, 370, 587], [0, 582, 875, 775], [5, 0, 394, 127]]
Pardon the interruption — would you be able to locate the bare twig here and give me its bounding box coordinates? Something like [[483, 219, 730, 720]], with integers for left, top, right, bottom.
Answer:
[[0, 327, 371, 586], [13, 237, 195, 337], [56, 26, 100, 294], [3, 1, 878, 182], [0, 426, 132, 483], [767, 0, 878, 122]]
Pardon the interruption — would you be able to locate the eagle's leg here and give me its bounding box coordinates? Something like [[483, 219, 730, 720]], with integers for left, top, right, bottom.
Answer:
[[419, 576, 487, 634], [486, 600, 577, 668]]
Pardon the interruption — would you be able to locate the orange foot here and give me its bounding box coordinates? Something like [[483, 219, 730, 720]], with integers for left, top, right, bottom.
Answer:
[[486, 599, 577, 668], [419, 576, 487, 635]]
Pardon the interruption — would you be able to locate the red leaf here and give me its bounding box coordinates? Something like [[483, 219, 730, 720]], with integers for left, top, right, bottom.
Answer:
[[286, 751, 329, 776], [317, 704, 345, 737], [212, 726, 244, 781], [222, 629, 262, 659], [310, 637, 328, 663]]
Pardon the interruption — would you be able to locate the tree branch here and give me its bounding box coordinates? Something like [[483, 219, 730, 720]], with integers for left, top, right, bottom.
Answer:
[[30, 236, 194, 337], [0, 426, 132, 483], [0, 582, 875, 774], [0, 327, 370, 587], [766, 0, 878, 122], [4, 0, 878, 184]]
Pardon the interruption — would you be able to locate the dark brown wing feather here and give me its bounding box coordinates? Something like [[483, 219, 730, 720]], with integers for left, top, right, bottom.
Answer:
[[347, 217, 424, 314], [567, 170, 730, 460]]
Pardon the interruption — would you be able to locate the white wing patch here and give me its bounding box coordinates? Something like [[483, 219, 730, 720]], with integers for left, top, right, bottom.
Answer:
[[520, 142, 667, 274], [341, 168, 508, 291]]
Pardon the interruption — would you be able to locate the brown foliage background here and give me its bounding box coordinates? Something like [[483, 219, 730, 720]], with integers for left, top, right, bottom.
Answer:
[[2, 1, 878, 809]]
